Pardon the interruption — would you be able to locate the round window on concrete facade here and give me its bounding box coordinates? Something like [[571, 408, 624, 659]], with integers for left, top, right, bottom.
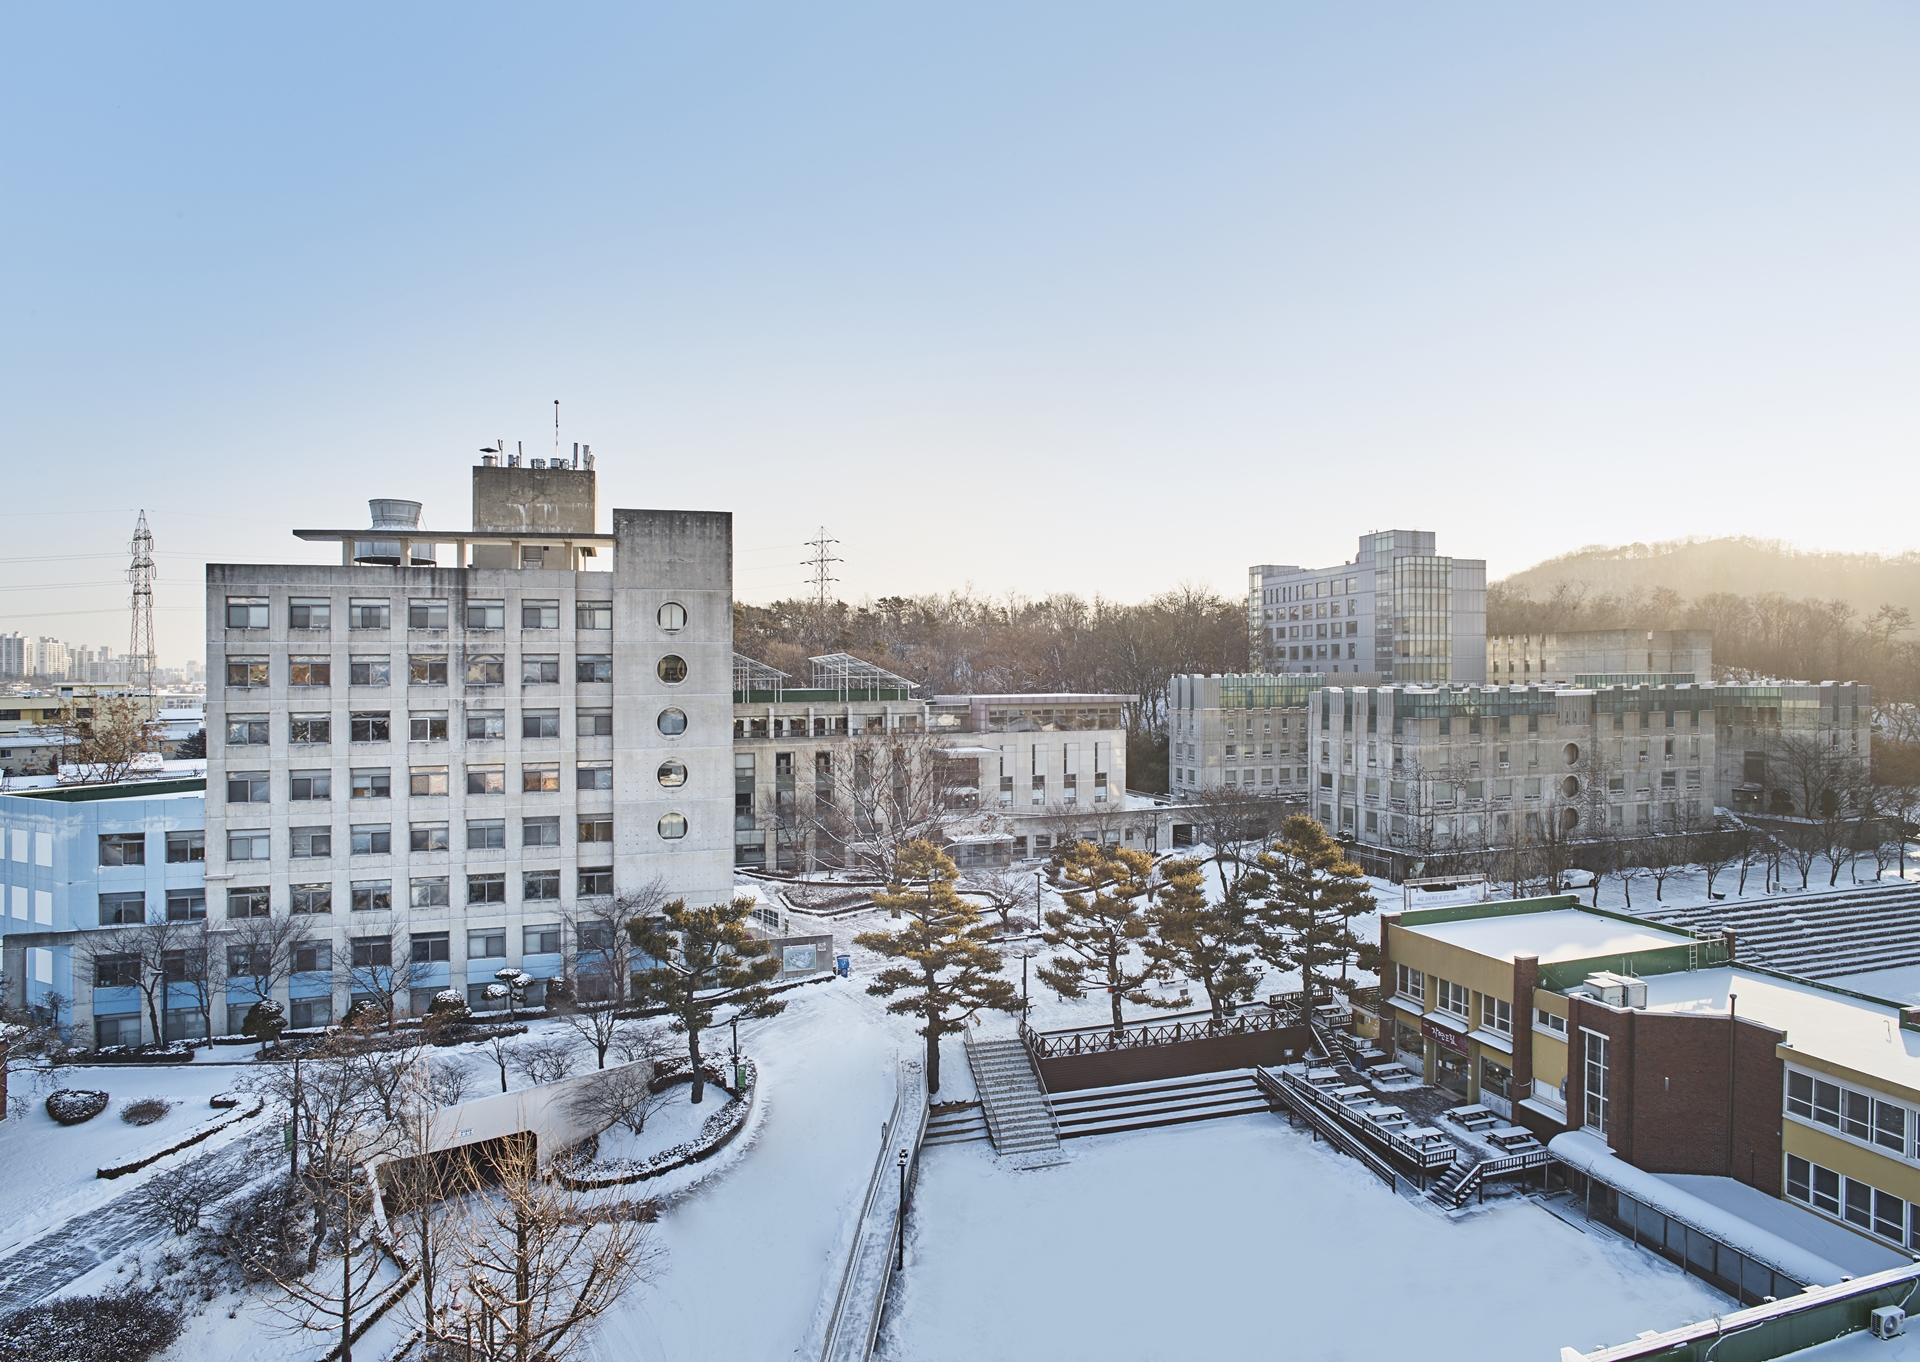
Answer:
[[1561, 775, 1580, 798], [1564, 742, 1580, 766], [656, 708, 687, 736], [657, 655, 688, 684], [658, 812, 688, 840], [657, 602, 687, 632], [657, 760, 687, 788]]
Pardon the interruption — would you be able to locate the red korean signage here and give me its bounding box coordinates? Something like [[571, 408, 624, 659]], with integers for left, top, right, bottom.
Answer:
[[1421, 1018, 1469, 1056]]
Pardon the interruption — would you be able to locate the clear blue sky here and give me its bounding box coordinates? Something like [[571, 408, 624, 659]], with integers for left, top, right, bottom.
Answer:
[[4, 3, 1916, 666]]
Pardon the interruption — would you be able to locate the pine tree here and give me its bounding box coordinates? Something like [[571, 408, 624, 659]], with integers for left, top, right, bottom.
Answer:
[[854, 840, 1019, 1092], [630, 898, 786, 1103], [1148, 858, 1260, 1022], [1037, 842, 1177, 1032], [1257, 814, 1376, 1023]]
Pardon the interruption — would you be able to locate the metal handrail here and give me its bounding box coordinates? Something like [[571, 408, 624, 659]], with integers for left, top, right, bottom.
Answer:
[[1280, 1066, 1456, 1172], [820, 1058, 928, 1362], [1255, 1067, 1396, 1188]]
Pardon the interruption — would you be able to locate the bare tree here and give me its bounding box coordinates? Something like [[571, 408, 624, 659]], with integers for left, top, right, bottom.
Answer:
[[1180, 786, 1289, 900], [221, 912, 313, 1047], [75, 918, 208, 1047], [51, 694, 159, 784], [557, 882, 667, 1068], [960, 865, 1041, 934], [566, 1060, 672, 1141], [510, 1036, 579, 1088], [334, 919, 417, 1032], [786, 729, 961, 879]]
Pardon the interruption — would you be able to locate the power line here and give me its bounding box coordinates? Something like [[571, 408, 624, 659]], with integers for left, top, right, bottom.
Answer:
[[802, 527, 842, 610]]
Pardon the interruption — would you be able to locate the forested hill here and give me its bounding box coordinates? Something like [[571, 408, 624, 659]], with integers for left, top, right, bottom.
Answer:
[[1497, 538, 1920, 621]]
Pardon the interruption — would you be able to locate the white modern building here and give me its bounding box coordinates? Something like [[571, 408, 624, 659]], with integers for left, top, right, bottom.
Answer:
[[1249, 530, 1487, 683], [201, 460, 736, 1024]]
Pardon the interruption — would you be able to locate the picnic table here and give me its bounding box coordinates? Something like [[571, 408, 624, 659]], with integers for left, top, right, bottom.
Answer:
[[1331, 1085, 1372, 1104], [1306, 1068, 1344, 1087], [1364, 1106, 1409, 1129], [1367, 1062, 1413, 1083], [1486, 1126, 1544, 1153], [1445, 1103, 1499, 1132], [1402, 1124, 1449, 1147]]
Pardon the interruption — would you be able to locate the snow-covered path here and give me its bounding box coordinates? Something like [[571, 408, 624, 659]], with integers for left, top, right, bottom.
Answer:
[[590, 980, 907, 1362]]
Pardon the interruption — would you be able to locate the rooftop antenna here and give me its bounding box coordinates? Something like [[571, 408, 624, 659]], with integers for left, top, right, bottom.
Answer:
[[127, 511, 156, 715], [802, 527, 842, 611], [554, 399, 560, 464]]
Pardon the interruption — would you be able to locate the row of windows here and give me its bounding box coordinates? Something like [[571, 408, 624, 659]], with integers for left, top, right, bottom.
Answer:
[[1787, 1069, 1912, 1157], [227, 709, 688, 745], [227, 596, 660, 632], [222, 815, 686, 863], [221, 759, 683, 803], [97, 831, 203, 865], [227, 655, 620, 687], [101, 869, 617, 927], [1787, 1155, 1917, 1248], [224, 816, 613, 855]]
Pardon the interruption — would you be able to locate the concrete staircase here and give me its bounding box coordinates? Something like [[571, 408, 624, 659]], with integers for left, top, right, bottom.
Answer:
[[1048, 1072, 1273, 1140], [923, 1104, 990, 1147], [1646, 881, 1920, 980], [963, 1034, 1063, 1161]]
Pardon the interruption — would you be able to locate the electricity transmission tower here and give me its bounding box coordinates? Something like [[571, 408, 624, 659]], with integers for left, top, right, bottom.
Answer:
[[128, 511, 157, 707], [802, 527, 842, 610]]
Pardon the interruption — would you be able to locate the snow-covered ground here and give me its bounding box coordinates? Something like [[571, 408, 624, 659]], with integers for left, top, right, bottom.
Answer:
[[881, 1118, 1732, 1361]]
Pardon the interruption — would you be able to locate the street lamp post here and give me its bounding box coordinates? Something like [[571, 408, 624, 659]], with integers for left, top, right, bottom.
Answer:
[[896, 1148, 909, 1270]]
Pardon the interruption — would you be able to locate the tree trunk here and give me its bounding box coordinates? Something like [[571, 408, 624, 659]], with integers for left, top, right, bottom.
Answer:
[[925, 1021, 942, 1092], [515, 1202, 531, 1362], [341, 1199, 355, 1362], [688, 1020, 706, 1105]]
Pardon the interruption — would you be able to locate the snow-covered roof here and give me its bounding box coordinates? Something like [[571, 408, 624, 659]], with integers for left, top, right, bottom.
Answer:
[[1399, 908, 1694, 965], [1642, 966, 1920, 1095]]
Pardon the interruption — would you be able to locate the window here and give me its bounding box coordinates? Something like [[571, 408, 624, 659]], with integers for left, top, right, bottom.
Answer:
[[1394, 964, 1424, 1004], [351, 824, 392, 855], [410, 822, 450, 852], [95, 953, 141, 988], [1435, 978, 1469, 1017], [348, 599, 391, 630], [228, 829, 270, 861], [658, 812, 688, 840], [227, 886, 270, 919], [523, 710, 561, 739], [577, 710, 613, 736], [465, 600, 505, 630], [579, 867, 613, 896], [226, 596, 269, 629], [410, 878, 450, 909], [1534, 1007, 1567, 1035], [165, 830, 204, 863], [289, 598, 331, 630], [467, 819, 506, 850], [350, 711, 391, 742], [349, 657, 391, 686], [467, 654, 505, 685], [410, 766, 449, 796], [522, 600, 560, 629], [657, 708, 687, 736], [408, 599, 449, 630], [288, 940, 332, 975], [352, 768, 393, 799], [468, 767, 506, 795], [657, 655, 688, 684], [1789, 1069, 1911, 1155], [226, 771, 269, 803], [579, 762, 613, 790], [226, 657, 269, 687], [468, 928, 507, 959], [351, 935, 393, 967], [99, 832, 146, 865], [226, 715, 270, 745], [466, 710, 506, 740], [410, 712, 449, 741], [99, 892, 146, 925], [576, 655, 613, 682], [291, 769, 331, 800], [523, 817, 561, 848], [521, 763, 559, 793], [577, 600, 613, 630], [291, 714, 331, 743], [521, 655, 560, 684], [409, 655, 448, 685], [523, 869, 561, 900], [290, 826, 331, 858], [1584, 1031, 1610, 1137], [1787, 1155, 1909, 1243], [1481, 996, 1512, 1035], [351, 882, 392, 913], [579, 817, 612, 844], [657, 601, 686, 631], [468, 873, 506, 903], [525, 923, 563, 954], [292, 885, 332, 915]]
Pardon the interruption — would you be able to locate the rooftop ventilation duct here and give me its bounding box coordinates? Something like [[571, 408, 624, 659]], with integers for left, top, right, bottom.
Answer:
[[368, 499, 422, 530]]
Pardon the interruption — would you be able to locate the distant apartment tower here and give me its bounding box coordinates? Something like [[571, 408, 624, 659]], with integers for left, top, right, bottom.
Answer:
[[1487, 629, 1712, 686], [202, 459, 735, 1027], [0, 633, 22, 680], [1249, 530, 1486, 683]]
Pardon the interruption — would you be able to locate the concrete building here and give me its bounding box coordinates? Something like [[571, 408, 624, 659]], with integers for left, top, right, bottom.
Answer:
[[1249, 530, 1486, 683], [0, 770, 208, 1044], [1487, 628, 1712, 687], [1372, 894, 1920, 1282], [200, 460, 735, 1025], [1170, 674, 1871, 875]]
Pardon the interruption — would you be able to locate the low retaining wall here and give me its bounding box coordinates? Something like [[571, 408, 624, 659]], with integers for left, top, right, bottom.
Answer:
[[1036, 1026, 1309, 1091]]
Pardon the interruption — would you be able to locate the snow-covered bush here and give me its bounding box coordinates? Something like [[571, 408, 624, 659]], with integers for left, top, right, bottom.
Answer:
[[240, 999, 285, 1044], [0, 1291, 180, 1362], [119, 1097, 171, 1126], [427, 990, 473, 1023], [45, 1090, 109, 1125]]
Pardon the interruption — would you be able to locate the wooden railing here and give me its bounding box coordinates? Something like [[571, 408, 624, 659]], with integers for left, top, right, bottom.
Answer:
[[1021, 1000, 1311, 1060], [1253, 1068, 1397, 1188]]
